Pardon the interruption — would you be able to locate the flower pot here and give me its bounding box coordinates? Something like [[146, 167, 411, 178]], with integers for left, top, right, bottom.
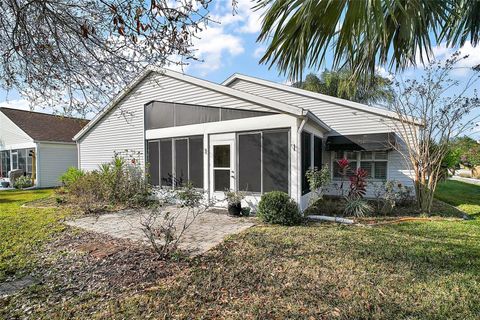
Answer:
[[228, 203, 242, 216], [0, 181, 9, 188]]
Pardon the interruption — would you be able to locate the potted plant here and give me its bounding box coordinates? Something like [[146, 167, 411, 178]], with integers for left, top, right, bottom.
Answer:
[[224, 190, 245, 216]]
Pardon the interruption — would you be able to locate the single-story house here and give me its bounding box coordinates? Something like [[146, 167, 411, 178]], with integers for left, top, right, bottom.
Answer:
[[0, 107, 88, 188], [74, 67, 417, 210]]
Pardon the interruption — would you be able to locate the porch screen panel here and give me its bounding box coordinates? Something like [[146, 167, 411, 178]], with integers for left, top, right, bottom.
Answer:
[[301, 131, 311, 195], [188, 136, 204, 188], [263, 131, 289, 193], [145, 102, 175, 129], [175, 104, 220, 126], [0, 150, 10, 178], [175, 139, 188, 186], [314, 136, 322, 169], [160, 140, 172, 186], [221, 108, 273, 121], [238, 133, 261, 192], [147, 141, 160, 186], [18, 149, 27, 174]]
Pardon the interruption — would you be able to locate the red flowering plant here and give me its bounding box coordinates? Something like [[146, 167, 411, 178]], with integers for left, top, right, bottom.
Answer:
[[349, 168, 368, 199], [336, 158, 350, 196]]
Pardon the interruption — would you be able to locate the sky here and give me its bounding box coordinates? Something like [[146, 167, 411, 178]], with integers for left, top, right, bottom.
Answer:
[[1, 0, 479, 138]]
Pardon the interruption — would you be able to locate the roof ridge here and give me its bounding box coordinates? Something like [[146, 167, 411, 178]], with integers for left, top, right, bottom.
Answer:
[[0, 106, 88, 121]]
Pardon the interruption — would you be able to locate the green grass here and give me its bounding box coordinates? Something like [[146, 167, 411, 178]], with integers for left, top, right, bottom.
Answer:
[[0, 189, 68, 281], [31, 221, 480, 319], [2, 183, 480, 318], [435, 180, 480, 217]]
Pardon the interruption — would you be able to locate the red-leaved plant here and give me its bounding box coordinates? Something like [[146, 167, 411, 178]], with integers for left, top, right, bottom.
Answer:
[[349, 168, 368, 198], [336, 158, 350, 195]]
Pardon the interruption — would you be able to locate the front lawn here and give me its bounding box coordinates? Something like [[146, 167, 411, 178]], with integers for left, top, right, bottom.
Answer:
[[0, 189, 68, 281], [435, 179, 480, 217], [1, 186, 480, 319]]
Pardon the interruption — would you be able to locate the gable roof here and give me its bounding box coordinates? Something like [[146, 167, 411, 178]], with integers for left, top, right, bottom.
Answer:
[[0, 107, 89, 143], [74, 67, 331, 141], [222, 73, 420, 124]]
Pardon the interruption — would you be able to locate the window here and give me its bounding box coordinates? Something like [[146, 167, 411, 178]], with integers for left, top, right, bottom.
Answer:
[[237, 129, 289, 194], [301, 131, 312, 195], [26, 149, 34, 174], [188, 137, 204, 188], [213, 145, 231, 191], [145, 101, 274, 130], [147, 141, 160, 185], [11, 150, 18, 170], [150, 136, 204, 188], [333, 151, 388, 180], [314, 136, 322, 169], [174, 139, 188, 186], [0, 150, 10, 178], [160, 140, 173, 186], [238, 133, 261, 192], [263, 131, 289, 193]]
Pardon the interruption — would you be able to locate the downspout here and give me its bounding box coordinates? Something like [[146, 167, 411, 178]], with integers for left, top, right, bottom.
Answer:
[[297, 117, 307, 206]]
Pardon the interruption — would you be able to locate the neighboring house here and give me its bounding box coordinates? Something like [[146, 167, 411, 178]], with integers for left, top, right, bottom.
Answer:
[[74, 67, 417, 210], [0, 107, 88, 188]]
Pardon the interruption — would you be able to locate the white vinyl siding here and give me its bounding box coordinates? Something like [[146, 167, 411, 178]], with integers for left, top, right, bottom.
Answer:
[[228, 78, 416, 191], [228, 79, 402, 135], [0, 112, 33, 147], [78, 73, 279, 171], [37, 142, 78, 187]]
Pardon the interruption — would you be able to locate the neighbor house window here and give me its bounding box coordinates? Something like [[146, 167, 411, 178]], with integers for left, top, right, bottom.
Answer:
[[147, 136, 204, 188], [238, 129, 289, 194], [333, 151, 388, 180], [0, 150, 10, 178]]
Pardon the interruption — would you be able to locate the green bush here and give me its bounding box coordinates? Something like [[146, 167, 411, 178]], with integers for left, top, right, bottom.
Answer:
[[13, 175, 33, 189], [63, 153, 151, 213], [257, 191, 302, 225], [344, 197, 372, 217], [60, 167, 85, 187]]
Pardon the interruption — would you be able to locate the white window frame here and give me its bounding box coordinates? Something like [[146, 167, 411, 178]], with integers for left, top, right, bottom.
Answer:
[[331, 150, 388, 181]]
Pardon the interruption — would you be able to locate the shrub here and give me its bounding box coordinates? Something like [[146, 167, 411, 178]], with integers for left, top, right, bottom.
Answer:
[[344, 197, 372, 217], [60, 167, 84, 187], [257, 191, 302, 226], [13, 175, 32, 189], [68, 171, 107, 213], [305, 165, 331, 205], [62, 152, 151, 213]]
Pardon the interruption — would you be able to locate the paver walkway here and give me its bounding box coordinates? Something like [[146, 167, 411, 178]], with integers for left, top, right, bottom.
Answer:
[[66, 207, 255, 255]]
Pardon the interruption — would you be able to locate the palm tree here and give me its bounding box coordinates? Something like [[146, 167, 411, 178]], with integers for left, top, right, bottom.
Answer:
[[256, 0, 480, 82], [293, 69, 394, 105]]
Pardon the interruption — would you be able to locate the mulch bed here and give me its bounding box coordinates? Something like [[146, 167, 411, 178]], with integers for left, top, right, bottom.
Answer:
[[0, 229, 190, 319]]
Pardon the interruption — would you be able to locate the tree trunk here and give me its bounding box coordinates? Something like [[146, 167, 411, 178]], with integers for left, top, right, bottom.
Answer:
[[414, 180, 433, 214]]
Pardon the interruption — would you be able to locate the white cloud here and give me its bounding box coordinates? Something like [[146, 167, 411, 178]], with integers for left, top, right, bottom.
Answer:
[[0, 99, 30, 111], [253, 46, 266, 58], [376, 66, 394, 80], [416, 41, 480, 76], [191, 26, 244, 75], [211, 0, 264, 34]]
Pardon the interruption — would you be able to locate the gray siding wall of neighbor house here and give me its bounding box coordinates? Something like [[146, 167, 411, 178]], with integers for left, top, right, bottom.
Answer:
[[37, 142, 78, 188], [227, 79, 415, 189], [78, 72, 279, 171]]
